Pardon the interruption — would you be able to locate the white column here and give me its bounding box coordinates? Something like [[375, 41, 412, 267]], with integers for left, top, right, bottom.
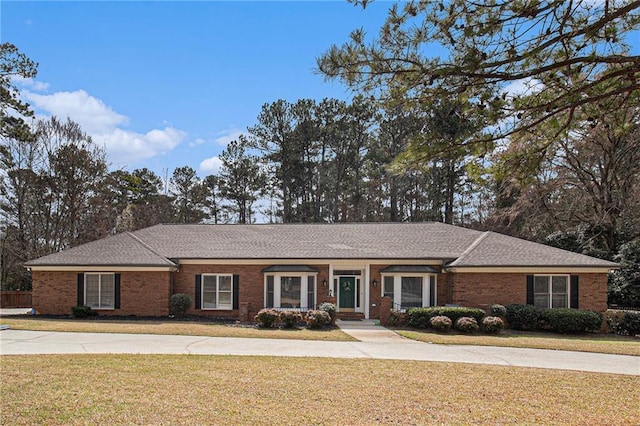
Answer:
[[364, 264, 370, 319]]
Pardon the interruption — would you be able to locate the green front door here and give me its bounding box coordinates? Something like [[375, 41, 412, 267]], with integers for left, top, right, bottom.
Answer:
[[339, 277, 356, 309]]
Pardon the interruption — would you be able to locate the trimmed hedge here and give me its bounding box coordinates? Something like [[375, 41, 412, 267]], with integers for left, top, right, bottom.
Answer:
[[169, 293, 191, 317], [71, 305, 98, 318], [305, 310, 331, 329], [255, 308, 280, 328], [539, 308, 603, 334], [505, 304, 540, 330], [407, 307, 486, 329], [605, 310, 640, 336]]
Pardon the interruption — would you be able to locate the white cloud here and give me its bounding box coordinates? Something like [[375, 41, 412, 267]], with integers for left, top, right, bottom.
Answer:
[[503, 78, 544, 100], [214, 128, 244, 146], [16, 83, 187, 167], [93, 127, 185, 166], [11, 76, 49, 92], [23, 89, 128, 133], [199, 156, 223, 174], [189, 137, 206, 148]]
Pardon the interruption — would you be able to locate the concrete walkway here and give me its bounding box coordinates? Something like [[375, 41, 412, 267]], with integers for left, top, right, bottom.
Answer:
[[1, 320, 638, 376]]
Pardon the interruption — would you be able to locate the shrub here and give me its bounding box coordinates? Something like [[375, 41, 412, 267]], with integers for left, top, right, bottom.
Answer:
[[539, 308, 603, 334], [279, 310, 302, 329], [169, 293, 191, 317], [318, 302, 337, 325], [407, 307, 486, 329], [387, 310, 409, 327], [505, 304, 540, 330], [430, 315, 452, 332], [455, 317, 479, 333], [606, 310, 640, 336], [490, 304, 507, 317], [482, 316, 505, 334], [255, 308, 280, 328], [305, 310, 331, 329], [71, 305, 97, 318]]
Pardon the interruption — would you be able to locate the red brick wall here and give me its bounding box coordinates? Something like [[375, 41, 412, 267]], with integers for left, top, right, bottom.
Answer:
[[32, 270, 171, 316], [174, 264, 331, 319], [451, 272, 608, 312]]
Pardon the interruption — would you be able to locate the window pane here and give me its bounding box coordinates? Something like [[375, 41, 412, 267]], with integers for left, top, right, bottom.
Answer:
[[280, 277, 301, 308], [100, 275, 115, 309], [534, 276, 548, 293], [218, 292, 232, 305], [383, 276, 394, 298], [202, 275, 217, 309], [219, 275, 232, 291], [85, 275, 100, 308], [534, 295, 549, 309], [552, 276, 568, 294], [552, 294, 567, 309], [401, 277, 422, 308], [266, 276, 274, 308], [307, 276, 315, 309]]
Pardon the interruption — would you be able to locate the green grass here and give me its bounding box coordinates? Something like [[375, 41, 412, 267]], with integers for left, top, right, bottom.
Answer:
[[397, 328, 640, 356], [0, 316, 355, 341], [1, 355, 638, 425]]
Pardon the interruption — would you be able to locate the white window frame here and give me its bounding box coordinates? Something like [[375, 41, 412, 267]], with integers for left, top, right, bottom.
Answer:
[[380, 274, 437, 310], [533, 275, 569, 309], [264, 273, 317, 310], [201, 274, 233, 310], [84, 273, 115, 310]]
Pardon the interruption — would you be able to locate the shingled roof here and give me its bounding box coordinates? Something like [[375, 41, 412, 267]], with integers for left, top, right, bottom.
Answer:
[[25, 232, 177, 267], [25, 222, 618, 269]]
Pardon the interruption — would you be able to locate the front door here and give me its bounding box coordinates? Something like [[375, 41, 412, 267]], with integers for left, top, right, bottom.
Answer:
[[339, 276, 356, 310]]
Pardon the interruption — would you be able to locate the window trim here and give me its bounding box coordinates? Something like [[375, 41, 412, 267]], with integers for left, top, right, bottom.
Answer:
[[201, 273, 234, 311], [84, 272, 115, 310], [533, 274, 569, 309], [264, 272, 317, 310], [380, 273, 437, 310]]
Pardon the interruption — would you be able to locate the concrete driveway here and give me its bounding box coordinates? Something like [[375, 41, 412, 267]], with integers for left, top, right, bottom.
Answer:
[[1, 322, 638, 376]]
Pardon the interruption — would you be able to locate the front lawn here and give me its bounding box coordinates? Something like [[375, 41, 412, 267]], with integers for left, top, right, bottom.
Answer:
[[0, 316, 355, 341], [397, 328, 640, 356], [1, 355, 637, 425]]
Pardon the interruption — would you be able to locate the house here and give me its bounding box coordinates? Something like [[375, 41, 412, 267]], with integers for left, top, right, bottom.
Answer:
[[25, 222, 618, 319]]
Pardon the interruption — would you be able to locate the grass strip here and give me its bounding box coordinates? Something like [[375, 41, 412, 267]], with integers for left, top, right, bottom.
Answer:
[[0, 317, 355, 341]]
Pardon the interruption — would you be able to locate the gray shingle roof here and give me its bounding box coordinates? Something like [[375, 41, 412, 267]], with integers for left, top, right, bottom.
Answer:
[[25, 232, 177, 267], [448, 231, 619, 268], [132, 222, 482, 260], [25, 222, 618, 269]]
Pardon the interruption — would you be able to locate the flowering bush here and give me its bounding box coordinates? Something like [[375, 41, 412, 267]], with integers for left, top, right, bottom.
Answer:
[[430, 315, 452, 332], [318, 302, 337, 325], [279, 310, 303, 329], [305, 310, 331, 329], [255, 308, 280, 328], [605, 310, 640, 336], [455, 317, 479, 333], [482, 316, 505, 334], [490, 304, 507, 318]]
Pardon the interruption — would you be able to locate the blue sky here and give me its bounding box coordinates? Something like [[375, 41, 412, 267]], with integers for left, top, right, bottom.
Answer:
[[2, 1, 390, 177]]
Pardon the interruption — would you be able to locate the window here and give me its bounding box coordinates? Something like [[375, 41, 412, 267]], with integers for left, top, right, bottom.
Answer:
[[85, 273, 115, 309], [202, 274, 233, 310], [264, 273, 316, 309], [533, 275, 569, 309], [401, 277, 423, 308], [382, 274, 436, 309]]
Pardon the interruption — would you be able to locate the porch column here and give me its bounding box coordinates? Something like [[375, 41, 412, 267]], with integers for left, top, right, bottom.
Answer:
[[364, 264, 370, 319]]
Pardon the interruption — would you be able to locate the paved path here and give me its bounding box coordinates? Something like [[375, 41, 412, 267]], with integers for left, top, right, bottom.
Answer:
[[1, 320, 638, 376]]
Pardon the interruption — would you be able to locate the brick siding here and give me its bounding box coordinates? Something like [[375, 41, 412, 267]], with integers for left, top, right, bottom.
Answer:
[[452, 272, 607, 312], [32, 270, 171, 316]]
